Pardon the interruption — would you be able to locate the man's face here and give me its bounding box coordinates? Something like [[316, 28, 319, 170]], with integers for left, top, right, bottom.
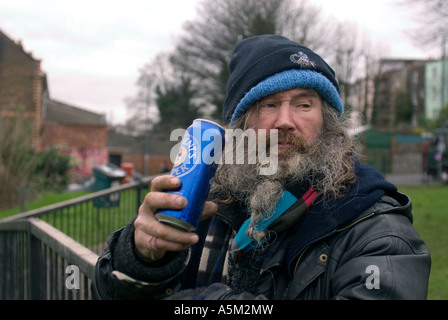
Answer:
[[252, 88, 324, 152], [214, 89, 353, 234]]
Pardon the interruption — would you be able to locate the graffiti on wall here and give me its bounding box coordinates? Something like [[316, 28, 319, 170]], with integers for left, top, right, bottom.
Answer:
[[68, 147, 108, 183]]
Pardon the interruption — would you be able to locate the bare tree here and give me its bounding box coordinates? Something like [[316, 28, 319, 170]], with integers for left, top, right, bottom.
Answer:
[[170, 0, 335, 119], [331, 22, 361, 110], [125, 52, 203, 134], [359, 36, 383, 124], [400, 0, 448, 47], [125, 53, 169, 133]]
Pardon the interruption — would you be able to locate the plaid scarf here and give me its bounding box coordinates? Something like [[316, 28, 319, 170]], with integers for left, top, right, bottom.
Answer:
[[196, 186, 317, 291]]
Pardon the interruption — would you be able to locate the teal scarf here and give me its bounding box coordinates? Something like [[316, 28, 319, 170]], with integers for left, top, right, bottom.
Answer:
[[235, 187, 317, 253]]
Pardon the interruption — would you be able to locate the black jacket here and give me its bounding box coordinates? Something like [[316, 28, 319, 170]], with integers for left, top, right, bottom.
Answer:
[[92, 163, 431, 300]]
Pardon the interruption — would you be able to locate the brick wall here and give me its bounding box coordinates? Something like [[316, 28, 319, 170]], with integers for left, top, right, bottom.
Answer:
[[0, 31, 43, 149], [41, 121, 108, 148], [41, 121, 109, 182]]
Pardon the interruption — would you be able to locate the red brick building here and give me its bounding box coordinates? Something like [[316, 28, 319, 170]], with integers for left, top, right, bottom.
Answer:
[[1, 29, 108, 182], [41, 97, 108, 182]]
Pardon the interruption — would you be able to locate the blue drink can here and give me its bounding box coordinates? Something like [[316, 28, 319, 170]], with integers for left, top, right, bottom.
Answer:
[[156, 119, 225, 231]]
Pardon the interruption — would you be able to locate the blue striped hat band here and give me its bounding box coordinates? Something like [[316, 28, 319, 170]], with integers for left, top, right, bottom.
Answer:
[[230, 69, 344, 124]]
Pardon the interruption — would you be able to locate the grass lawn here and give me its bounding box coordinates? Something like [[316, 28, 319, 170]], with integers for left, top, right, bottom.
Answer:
[[0, 190, 91, 220], [398, 185, 448, 300], [0, 189, 141, 251]]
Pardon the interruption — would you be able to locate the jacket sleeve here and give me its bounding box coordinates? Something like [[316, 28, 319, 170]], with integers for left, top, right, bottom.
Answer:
[[91, 218, 190, 300], [329, 213, 431, 300]]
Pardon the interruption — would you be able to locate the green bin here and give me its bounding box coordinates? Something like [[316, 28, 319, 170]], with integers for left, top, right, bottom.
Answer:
[[93, 164, 126, 207]]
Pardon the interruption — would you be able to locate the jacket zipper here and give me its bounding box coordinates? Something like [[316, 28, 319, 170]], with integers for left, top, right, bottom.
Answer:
[[293, 246, 309, 275], [336, 212, 375, 232]]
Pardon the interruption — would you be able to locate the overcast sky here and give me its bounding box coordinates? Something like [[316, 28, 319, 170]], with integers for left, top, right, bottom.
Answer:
[[0, 0, 440, 125]]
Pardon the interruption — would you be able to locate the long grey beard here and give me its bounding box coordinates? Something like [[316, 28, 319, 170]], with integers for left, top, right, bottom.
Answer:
[[214, 145, 317, 242], [213, 131, 353, 243]]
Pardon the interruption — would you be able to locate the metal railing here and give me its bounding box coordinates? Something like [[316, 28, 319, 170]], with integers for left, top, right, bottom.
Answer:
[[0, 175, 157, 300], [0, 218, 98, 299]]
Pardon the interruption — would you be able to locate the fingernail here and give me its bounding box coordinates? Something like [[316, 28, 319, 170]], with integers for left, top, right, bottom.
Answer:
[[170, 177, 180, 186], [190, 234, 199, 243], [176, 196, 186, 207]]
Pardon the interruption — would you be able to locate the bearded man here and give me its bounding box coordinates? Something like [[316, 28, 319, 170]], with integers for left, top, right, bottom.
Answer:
[[92, 35, 430, 300]]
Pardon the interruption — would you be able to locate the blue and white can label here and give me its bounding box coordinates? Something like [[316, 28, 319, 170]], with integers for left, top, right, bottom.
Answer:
[[156, 119, 225, 231]]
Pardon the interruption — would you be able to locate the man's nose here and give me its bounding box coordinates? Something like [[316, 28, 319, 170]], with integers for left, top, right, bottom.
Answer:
[[274, 104, 295, 131]]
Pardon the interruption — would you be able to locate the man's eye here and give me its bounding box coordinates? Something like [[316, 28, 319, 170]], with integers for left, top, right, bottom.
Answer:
[[260, 103, 277, 108]]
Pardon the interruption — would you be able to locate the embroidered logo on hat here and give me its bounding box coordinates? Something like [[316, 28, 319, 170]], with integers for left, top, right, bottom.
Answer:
[[290, 51, 316, 69]]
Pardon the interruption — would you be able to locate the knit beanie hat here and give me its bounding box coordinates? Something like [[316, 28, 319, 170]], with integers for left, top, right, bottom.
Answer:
[[222, 35, 343, 124]]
